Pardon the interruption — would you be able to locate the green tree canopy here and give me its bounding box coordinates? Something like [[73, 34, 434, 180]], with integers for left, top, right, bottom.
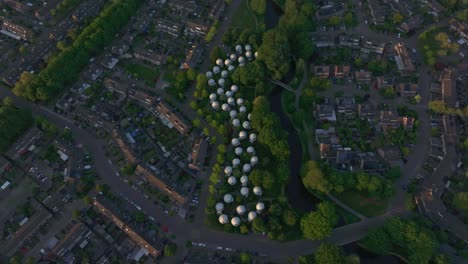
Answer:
[[302, 161, 330, 193], [257, 29, 291, 80], [314, 243, 345, 264]]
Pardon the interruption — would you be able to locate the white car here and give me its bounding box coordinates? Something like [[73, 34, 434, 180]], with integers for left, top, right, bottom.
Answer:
[[225, 247, 232, 252], [216, 246, 223, 250], [198, 243, 206, 247]]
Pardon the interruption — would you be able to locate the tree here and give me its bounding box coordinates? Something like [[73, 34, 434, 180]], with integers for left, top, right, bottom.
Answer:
[[453, 192, 468, 210], [72, 209, 81, 219], [392, 13, 404, 24], [82, 196, 92, 204], [310, 77, 331, 91], [317, 202, 338, 226], [257, 29, 291, 80], [250, 0, 266, 15], [431, 254, 450, 264], [300, 211, 333, 240], [2, 97, 14, 107], [252, 218, 266, 233], [121, 164, 136, 176], [283, 209, 298, 226], [240, 252, 251, 264], [343, 12, 354, 26], [328, 16, 341, 26], [164, 243, 177, 256], [302, 161, 330, 193], [314, 243, 345, 264], [0, 104, 32, 152], [210, 46, 224, 64]]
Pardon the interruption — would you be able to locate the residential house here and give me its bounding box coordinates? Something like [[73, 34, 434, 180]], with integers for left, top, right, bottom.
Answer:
[[168, 0, 197, 13], [101, 56, 119, 70], [315, 127, 340, 158], [361, 40, 385, 54], [184, 21, 209, 37], [1, 20, 33, 40], [129, 89, 155, 106], [355, 70, 373, 83], [112, 129, 138, 164], [399, 15, 423, 33], [397, 83, 418, 97], [155, 18, 183, 38], [367, 0, 386, 24], [335, 96, 356, 118], [155, 101, 191, 134], [104, 78, 128, 97], [339, 35, 360, 49], [315, 104, 337, 122], [51, 222, 90, 258], [378, 146, 403, 167], [336, 148, 354, 165], [441, 68, 456, 106], [394, 43, 415, 76], [375, 76, 395, 90], [379, 110, 400, 132], [314, 65, 331, 78], [358, 152, 382, 171], [401, 116, 415, 130], [449, 19, 468, 41], [133, 49, 166, 66], [420, 0, 444, 16], [316, 2, 345, 18], [188, 138, 208, 171], [334, 65, 351, 79], [209, 0, 225, 19], [181, 42, 203, 70], [357, 104, 377, 122], [3, 0, 33, 13], [34, 0, 62, 21], [313, 35, 336, 48]]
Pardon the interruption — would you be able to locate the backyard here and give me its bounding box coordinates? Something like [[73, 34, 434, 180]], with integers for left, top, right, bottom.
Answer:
[[124, 63, 160, 86], [335, 190, 389, 217]]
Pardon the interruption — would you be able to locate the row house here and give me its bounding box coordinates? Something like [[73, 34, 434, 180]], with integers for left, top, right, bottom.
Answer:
[[155, 18, 183, 38]]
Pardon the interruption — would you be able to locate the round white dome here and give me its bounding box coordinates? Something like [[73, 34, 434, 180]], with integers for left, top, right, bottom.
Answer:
[[240, 175, 248, 185], [254, 51, 258, 58], [246, 51, 253, 58], [239, 131, 247, 139], [249, 133, 257, 142], [219, 214, 229, 224], [240, 187, 249, 197], [245, 44, 252, 51], [247, 146, 255, 154], [208, 79, 216, 86], [236, 98, 244, 105], [224, 194, 234, 203], [231, 138, 240, 146], [224, 59, 232, 66], [218, 78, 225, 86], [211, 101, 219, 110], [256, 202, 265, 212], [250, 156, 259, 166], [248, 113, 251, 120], [239, 106, 247, 113], [232, 118, 240, 127], [228, 176, 237, 185], [216, 58, 223, 66], [222, 103, 230, 111], [231, 216, 241, 226], [235, 45, 242, 53], [221, 70, 228, 78], [229, 110, 237, 118], [213, 66, 220, 74], [230, 53, 237, 61], [236, 205, 246, 215], [217, 88, 224, 95], [235, 147, 243, 156], [225, 91, 233, 97], [242, 121, 250, 129], [228, 65, 235, 71], [206, 71, 213, 78], [253, 186, 262, 196], [242, 164, 251, 173], [248, 211, 257, 222], [238, 56, 246, 65], [224, 166, 233, 175], [230, 85, 238, 93], [227, 97, 235, 106], [232, 158, 241, 167], [209, 93, 217, 101], [216, 202, 224, 212]]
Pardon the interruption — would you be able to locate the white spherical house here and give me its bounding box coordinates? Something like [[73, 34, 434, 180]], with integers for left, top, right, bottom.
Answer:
[[227, 97, 235, 106], [230, 85, 239, 93], [228, 65, 235, 71], [240, 187, 249, 197], [242, 121, 251, 129], [242, 164, 251, 173], [224, 166, 233, 176], [228, 176, 237, 185], [231, 216, 241, 227], [206, 71, 213, 78], [248, 211, 257, 222], [221, 70, 228, 78], [248, 113, 251, 120], [256, 202, 265, 213], [240, 175, 248, 186], [239, 131, 247, 140], [219, 214, 229, 224], [235, 45, 243, 53], [253, 186, 263, 196], [238, 56, 246, 66], [250, 156, 259, 166], [239, 106, 247, 113], [211, 101, 220, 110], [235, 147, 243, 156], [247, 146, 255, 154], [236, 98, 244, 106], [216, 58, 223, 66], [254, 51, 258, 58], [230, 53, 237, 61], [224, 59, 232, 66], [213, 66, 220, 74], [224, 194, 234, 203], [208, 79, 216, 86], [221, 103, 230, 111], [236, 205, 246, 215], [246, 51, 253, 59], [217, 87, 224, 95], [232, 158, 241, 167], [231, 138, 240, 147], [218, 78, 225, 86], [249, 133, 257, 143], [225, 91, 233, 97], [232, 118, 240, 127], [209, 93, 217, 101], [229, 110, 237, 119], [245, 44, 252, 51], [215, 202, 224, 214]]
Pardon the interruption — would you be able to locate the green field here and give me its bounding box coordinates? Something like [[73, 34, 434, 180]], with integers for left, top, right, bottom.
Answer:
[[124, 63, 160, 86], [335, 191, 389, 217], [231, 0, 261, 31]]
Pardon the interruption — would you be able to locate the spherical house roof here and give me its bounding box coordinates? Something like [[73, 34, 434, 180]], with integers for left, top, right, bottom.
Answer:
[[248, 113, 251, 120], [235, 147, 243, 156], [216, 87, 224, 95], [211, 101, 219, 109], [253, 186, 262, 196], [245, 51, 253, 58], [238, 56, 246, 64], [242, 121, 250, 129], [213, 66, 220, 74], [208, 79, 216, 86], [249, 133, 257, 142], [232, 118, 240, 127], [236, 98, 244, 105], [225, 91, 233, 97], [236, 205, 246, 215], [235, 45, 242, 53], [230, 85, 238, 93], [229, 110, 237, 118], [230, 53, 237, 61], [250, 156, 259, 165], [228, 65, 235, 71], [215, 202, 224, 212], [221, 70, 228, 78], [256, 202, 265, 211], [206, 71, 213, 78], [224, 166, 233, 175], [222, 103, 230, 111], [231, 138, 240, 146], [232, 158, 241, 167], [239, 131, 247, 139], [231, 216, 241, 226], [224, 59, 232, 66], [245, 44, 252, 51], [247, 146, 255, 154], [254, 51, 258, 58], [240, 187, 249, 196], [228, 176, 237, 185], [216, 58, 223, 66], [227, 97, 235, 106], [239, 106, 247, 113], [218, 78, 225, 86], [240, 175, 248, 185], [219, 214, 229, 224], [209, 93, 217, 101], [242, 164, 251, 173], [248, 211, 257, 222], [224, 194, 234, 203]]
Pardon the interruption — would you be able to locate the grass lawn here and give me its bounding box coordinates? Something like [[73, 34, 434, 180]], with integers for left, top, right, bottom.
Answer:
[[124, 63, 160, 86], [335, 190, 389, 217], [231, 0, 261, 31]]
